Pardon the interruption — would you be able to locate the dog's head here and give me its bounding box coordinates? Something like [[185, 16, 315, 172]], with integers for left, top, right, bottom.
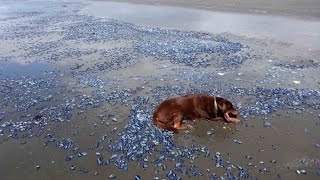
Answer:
[[216, 98, 240, 122]]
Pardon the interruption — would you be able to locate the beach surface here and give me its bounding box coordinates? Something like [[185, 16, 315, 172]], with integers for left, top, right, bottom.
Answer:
[[98, 0, 320, 19], [0, 0, 319, 179]]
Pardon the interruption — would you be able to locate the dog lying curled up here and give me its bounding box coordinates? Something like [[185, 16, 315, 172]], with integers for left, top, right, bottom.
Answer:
[[153, 94, 240, 132]]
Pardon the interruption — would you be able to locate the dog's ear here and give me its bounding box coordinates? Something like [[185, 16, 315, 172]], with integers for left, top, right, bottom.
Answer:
[[217, 100, 228, 114], [218, 100, 238, 113]]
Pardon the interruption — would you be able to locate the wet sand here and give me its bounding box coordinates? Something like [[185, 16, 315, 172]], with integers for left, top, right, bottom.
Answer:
[[98, 0, 320, 19], [0, 0, 319, 180], [86, 1, 320, 51]]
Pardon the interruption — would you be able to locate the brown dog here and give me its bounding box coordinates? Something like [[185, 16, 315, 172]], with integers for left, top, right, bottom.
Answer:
[[153, 94, 240, 132]]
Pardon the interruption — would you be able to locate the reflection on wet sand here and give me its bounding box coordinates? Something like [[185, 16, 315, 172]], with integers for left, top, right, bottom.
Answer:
[[84, 1, 320, 50]]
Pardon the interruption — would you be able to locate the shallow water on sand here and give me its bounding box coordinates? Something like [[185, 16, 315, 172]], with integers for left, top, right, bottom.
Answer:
[[83, 1, 320, 50]]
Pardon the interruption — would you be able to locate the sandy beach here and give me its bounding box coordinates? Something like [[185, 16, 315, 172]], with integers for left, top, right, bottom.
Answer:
[[0, 0, 319, 179], [98, 0, 320, 19]]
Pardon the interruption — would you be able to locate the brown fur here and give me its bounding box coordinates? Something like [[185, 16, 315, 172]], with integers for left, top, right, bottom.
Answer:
[[153, 94, 240, 132]]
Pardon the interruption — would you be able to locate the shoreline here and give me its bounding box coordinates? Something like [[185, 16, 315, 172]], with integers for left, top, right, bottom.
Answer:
[[94, 0, 320, 20]]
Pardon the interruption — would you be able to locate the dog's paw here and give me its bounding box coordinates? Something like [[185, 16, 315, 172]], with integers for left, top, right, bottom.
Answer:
[[233, 118, 241, 123]]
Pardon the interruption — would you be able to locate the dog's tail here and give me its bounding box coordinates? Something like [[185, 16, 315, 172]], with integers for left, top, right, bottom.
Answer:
[[152, 115, 178, 133]]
